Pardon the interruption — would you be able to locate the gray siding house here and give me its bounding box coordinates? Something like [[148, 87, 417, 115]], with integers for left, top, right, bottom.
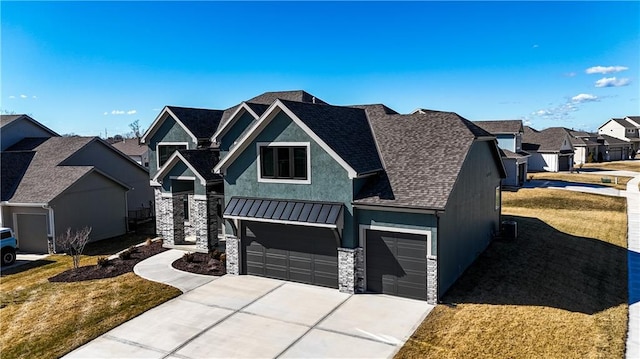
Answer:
[[523, 126, 575, 172], [208, 92, 505, 304], [474, 120, 530, 187], [1, 115, 153, 253]]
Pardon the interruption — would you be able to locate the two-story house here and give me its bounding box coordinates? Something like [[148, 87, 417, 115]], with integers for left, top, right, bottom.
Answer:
[[598, 116, 640, 155], [474, 120, 529, 187], [1, 115, 153, 253], [144, 91, 506, 304]]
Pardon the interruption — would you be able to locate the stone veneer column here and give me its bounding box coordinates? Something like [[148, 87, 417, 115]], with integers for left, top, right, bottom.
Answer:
[[154, 188, 174, 245], [427, 258, 438, 304], [338, 247, 364, 294], [225, 235, 240, 275], [172, 193, 185, 244], [194, 199, 209, 251]]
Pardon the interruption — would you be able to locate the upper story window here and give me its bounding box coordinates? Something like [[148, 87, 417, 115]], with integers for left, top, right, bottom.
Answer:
[[257, 142, 311, 184], [157, 143, 187, 167]]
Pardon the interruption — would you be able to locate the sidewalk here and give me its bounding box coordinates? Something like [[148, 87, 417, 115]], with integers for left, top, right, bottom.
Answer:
[[627, 175, 640, 359], [133, 249, 216, 293], [523, 179, 626, 197]]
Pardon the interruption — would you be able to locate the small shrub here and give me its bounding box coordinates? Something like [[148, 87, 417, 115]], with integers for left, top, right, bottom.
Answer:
[[96, 256, 109, 268], [183, 252, 196, 263], [119, 246, 136, 260], [210, 249, 221, 260], [219, 253, 226, 264], [145, 238, 153, 246]]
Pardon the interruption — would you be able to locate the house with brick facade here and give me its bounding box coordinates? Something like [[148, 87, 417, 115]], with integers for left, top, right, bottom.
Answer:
[[144, 91, 505, 304]]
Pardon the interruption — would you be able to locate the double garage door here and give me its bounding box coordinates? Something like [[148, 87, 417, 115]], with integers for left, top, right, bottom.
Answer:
[[241, 221, 430, 301], [242, 222, 338, 288], [365, 229, 428, 300]]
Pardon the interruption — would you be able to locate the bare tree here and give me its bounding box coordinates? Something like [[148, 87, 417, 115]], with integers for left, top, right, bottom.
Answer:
[[129, 120, 142, 139], [56, 227, 92, 269]]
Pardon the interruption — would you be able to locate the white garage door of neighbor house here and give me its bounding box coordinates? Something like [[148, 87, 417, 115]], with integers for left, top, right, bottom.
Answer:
[[16, 214, 49, 253]]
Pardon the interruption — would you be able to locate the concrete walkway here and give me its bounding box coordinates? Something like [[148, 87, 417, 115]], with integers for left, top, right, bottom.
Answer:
[[133, 249, 216, 293], [523, 179, 627, 197], [627, 175, 640, 359]]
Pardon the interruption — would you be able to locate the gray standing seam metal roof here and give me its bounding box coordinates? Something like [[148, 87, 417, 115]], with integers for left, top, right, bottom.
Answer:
[[3, 137, 102, 203], [166, 106, 225, 140], [354, 106, 498, 210], [176, 149, 223, 182], [473, 120, 523, 134], [279, 99, 384, 175], [224, 197, 342, 226]]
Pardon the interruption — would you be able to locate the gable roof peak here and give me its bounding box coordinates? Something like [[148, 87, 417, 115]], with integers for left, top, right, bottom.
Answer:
[[246, 90, 328, 106]]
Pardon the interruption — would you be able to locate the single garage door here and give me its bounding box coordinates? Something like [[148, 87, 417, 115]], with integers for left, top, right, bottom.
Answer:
[[558, 156, 570, 171], [609, 148, 622, 161], [366, 229, 427, 300], [16, 214, 49, 253], [242, 222, 338, 288]]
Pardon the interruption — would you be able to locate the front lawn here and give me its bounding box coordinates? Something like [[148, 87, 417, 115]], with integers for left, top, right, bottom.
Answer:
[[583, 160, 640, 172], [0, 233, 181, 359], [396, 189, 628, 358]]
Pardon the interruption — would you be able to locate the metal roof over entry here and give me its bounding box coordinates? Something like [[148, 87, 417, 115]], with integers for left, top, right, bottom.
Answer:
[[223, 197, 343, 228]]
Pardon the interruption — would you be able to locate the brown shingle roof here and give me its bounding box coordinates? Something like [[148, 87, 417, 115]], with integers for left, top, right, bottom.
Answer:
[[354, 107, 497, 210], [111, 139, 147, 156], [473, 120, 523, 134], [247, 90, 327, 106], [522, 127, 573, 153]]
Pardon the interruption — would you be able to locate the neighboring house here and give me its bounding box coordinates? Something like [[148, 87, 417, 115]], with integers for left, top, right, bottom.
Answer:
[[202, 92, 506, 304], [523, 126, 575, 172], [567, 130, 600, 165], [0, 115, 153, 253], [1, 114, 59, 150], [598, 134, 635, 161], [474, 120, 530, 187], [598, 116, 640, 154], [111, 139, 150, 167]]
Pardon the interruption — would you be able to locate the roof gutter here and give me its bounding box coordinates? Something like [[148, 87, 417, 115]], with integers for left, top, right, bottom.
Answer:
[[352, 202, 443, 215], [0, 201, 49, 208]]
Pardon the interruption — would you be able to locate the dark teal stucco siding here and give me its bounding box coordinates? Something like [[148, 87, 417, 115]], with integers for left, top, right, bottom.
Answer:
[[437, 140, 502, 297], [219, 112, 256, 154], [355, 208, 437, 254], [148, 116, 195, 177], [223, 111, 356, 247], [160, 161, 205, 195]]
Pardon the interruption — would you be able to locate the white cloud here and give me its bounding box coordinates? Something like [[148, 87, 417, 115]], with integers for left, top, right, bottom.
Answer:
[[532, 44, 539, 48], [20, 94, 27, 99], [594, 77, 630, 88], [9, 95, 15, 99], [571, 93, 598, 103], [111, 110, 125, 115], [533, 109, 550, 116], [127, 110, 137, 115], [32, 96, 37, 99], [103, 112, 109, 115], [564, 72, 577, 77], [586, 66, 628, 74]]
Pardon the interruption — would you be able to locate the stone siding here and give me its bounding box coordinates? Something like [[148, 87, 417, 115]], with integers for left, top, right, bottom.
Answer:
[[427, 257, 438, 304], [154, 188, 174, 245], [194, 199, 209, 251], [338, 247, 364, 294], [172, 193, 186, 244], [225, 235, 240, 275]]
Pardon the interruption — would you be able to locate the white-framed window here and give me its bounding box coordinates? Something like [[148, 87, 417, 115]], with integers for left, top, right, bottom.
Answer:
[[156, 142, 188, 168], [256, 142, 311, 184]]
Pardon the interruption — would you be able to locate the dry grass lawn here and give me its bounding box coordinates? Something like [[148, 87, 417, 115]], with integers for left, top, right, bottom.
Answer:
[[530, 172, 631, 190], [583, 160, 640, 172], [0, 235, 181, 359], [396, 188, 628, 359]]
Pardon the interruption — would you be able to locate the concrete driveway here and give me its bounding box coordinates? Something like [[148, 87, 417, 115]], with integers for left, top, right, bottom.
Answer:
[[65, 275, 434, 358]]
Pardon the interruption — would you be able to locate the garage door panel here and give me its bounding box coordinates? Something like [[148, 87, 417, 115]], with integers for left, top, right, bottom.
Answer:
[[366, 229, 428, 300], [242, 222, 338, 288]]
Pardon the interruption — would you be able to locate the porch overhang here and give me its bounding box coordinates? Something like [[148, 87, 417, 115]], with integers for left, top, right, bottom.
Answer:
[[223, 197, 343, 229]]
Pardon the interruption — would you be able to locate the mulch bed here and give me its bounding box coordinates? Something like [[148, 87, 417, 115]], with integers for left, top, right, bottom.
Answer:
[[172, 252, 226, 276], [48, 241, 167, 283]]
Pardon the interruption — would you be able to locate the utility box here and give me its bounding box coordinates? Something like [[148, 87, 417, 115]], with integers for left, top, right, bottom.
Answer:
[[501, 220, 518, 240]]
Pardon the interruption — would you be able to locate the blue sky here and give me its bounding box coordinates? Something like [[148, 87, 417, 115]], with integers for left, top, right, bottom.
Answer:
[[2, 1, 639, 136]]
